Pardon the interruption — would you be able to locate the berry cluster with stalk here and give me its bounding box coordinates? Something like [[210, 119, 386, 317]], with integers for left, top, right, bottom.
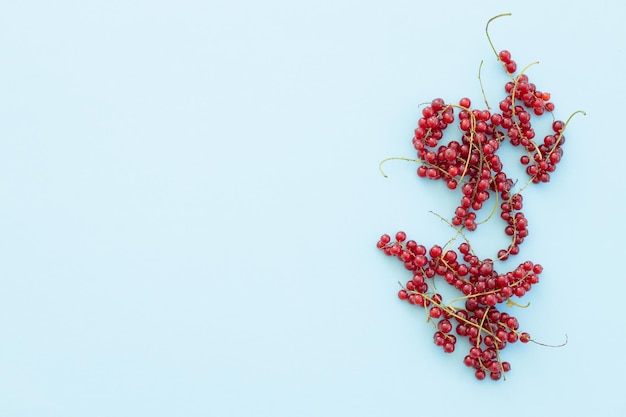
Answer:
[[377, 13, 580, 381]]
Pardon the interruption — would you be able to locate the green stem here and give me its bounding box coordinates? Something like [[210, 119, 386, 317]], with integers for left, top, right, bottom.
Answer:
[[485, 13, 514, 80]]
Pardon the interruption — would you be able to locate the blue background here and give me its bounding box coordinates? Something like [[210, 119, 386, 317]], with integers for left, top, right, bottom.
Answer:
[[1, 0, 624, 415]]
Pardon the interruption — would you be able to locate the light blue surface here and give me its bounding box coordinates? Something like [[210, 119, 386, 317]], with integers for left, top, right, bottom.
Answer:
[[1, 1, 624, 415]]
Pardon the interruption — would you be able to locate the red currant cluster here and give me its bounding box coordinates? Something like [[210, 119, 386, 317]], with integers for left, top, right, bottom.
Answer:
[[377, 14, 580, 381], [377, 232, 537, 380]]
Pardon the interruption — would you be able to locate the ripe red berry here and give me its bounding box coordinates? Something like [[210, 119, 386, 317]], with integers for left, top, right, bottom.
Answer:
[[438, 319, 453, 333], [429, 245, 443, 258], [429, 306, 442, 319], [505, 61, 517, 73]]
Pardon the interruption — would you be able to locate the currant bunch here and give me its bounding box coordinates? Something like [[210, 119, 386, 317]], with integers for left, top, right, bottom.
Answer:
[[377, 231, 539, 380], [377, 13, 581, 381]]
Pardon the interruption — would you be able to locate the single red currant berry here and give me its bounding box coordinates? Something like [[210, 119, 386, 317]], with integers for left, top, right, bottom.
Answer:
[[398, 289, 409, 300], [490, 371, 502, 380], [498, 50, 512, 63], [443, 250, 457, 263], [506, 317, 519, 329], [390, 243, 402, 255], [414, 255, 427, 267], [552, 120, 564, 133], [482, 348, 496, 361], [469, 347, 481, 358], [505, 61, 517, 73], [458, 242, 471, 254], [520, 332, 531, 343], [459, 97, 471, 108], [438, 319, 453, 333], [395, 231, 406, 242], [488, 360, 501, 373], [429, 245, 443, 258], [444, 147, 457, 162], [426, 116, 439, 128], [429, 306, 442, 319], [431, 97, 445, 111]]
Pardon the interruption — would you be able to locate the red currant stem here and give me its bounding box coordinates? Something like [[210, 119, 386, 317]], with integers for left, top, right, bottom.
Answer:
[[378, 156, 418, 178], [506, 299, 530, 308], [378, 156, 424, 178], [378, 156, 456, 179], [530, 334, 568, 348], [448, 104, 477, 184], [476, 181, 499, 225], [477, 60, 491, 110], [506, 325, 568, 348], [508, 272, 535, 292], [447, 288, 499, 307], [437, 258, 466, 283], [492, 339, 507, 381], [514, 175, 535, 196], [476, 306, 491, 347], [483, 315, 507, 374], [549, 109, 587, 156], [442, 236, 458, 254], [529, 137, 542, 161], [448, 103, 471, 112], [485, 13, 514, 81], [518, 60, 540, 76], [428, 210, 474, 253]]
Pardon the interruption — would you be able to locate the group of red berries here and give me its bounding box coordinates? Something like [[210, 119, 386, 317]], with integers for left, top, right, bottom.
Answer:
[[377, 14, 581, 381]]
